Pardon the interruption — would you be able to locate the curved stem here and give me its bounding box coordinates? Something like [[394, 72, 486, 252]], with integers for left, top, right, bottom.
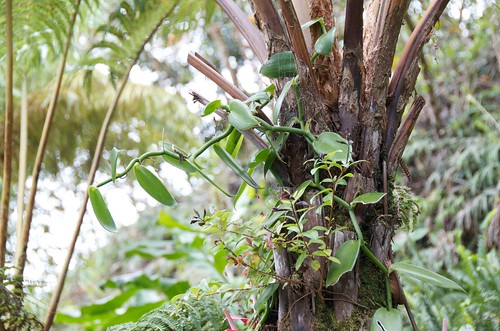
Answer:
[[257, 118, 315, 143], [96, 150, 179, 187], [192, 125, 234, 160]]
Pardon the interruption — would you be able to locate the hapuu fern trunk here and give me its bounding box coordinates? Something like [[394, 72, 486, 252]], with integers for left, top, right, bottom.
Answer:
[[237, 0, 450, 330]]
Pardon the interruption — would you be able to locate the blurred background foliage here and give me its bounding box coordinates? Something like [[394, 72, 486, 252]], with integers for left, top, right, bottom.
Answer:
[[1, 0, 498, 330]]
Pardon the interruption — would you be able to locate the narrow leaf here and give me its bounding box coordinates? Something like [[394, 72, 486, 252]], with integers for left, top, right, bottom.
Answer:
[[260, 51, 297, 78], [134, 164, 176, 206], [295, 253, 308, 270], [88, 186, 116, 232], [370, 308, 403, 331], [351, 192, 386, 206], [110, 147, 123, 182], [228, 100, 259, 130], [301, 17, 324, 30], [234, 167, 255, 205], [273, 79, 293, 124], [254, 283, 279, 312], [314, 27, 336, 55], [389, 262, 466, 292], [326, 240, 360, 287], [213, 143, 260, 189]]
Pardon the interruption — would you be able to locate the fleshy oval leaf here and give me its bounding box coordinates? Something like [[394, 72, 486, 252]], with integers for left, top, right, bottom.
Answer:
[[260, 51, 297, 78], [203, 99, 222, 116], [314, 27, 336, 56], [228, 100, 259, 131], [370, 308, 403, 331], [88, 186, 116, 232], [351, 192, 386, 206], [389, 262, 466, 292], [134, 164, 176, 206], [326, 239, 361, 287]]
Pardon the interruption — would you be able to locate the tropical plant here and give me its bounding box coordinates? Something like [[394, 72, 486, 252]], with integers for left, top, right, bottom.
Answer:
[[1, 0, 217, 330], [87, 0, 472, 329]]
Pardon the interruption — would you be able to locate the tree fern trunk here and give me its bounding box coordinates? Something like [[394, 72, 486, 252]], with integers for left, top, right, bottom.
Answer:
[[247, 0, 450, 329]]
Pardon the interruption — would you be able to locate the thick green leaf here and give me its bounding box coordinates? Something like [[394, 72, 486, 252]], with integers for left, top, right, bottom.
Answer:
[[389, 262, 466, 292], [326, 239, 360, 286], [273, 79, 293, 124], [213, 143, 260, 189], [370, 308, 403, 331], [110, 147, 123, 182], [225, 129, 243, 158], [203, 99, 222, 116], [312, 132, 351, 163], [314, 27, 336, 55], [228, 100, 258, 130], [351, 192, 386, 206], [88, 186, 116, 232], [260, 51, 297, 78], [134, 164, 176, 206]]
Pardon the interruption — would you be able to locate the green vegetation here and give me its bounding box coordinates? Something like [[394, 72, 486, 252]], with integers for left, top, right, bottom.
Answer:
[[1, 0, 498, 330]]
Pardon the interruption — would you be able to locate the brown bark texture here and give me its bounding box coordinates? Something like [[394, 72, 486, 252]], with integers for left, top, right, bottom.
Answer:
[[208, 0, 451, 329]]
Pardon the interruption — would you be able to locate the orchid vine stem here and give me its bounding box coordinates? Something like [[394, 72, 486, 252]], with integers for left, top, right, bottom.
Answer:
[[192, 125, 234, 160], [96, 150, 178, 187], [256, 118, 315, 143]]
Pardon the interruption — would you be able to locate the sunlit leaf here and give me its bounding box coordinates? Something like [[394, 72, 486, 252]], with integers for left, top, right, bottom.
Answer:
[[88, 186, 116, 232], [260, 51, 297, 78], [389, 262, 466, 292], [370, 308, 403, 331], [134, 164, 176, 206], [351, 192, 386, 206], [326, 240, 360, 286]]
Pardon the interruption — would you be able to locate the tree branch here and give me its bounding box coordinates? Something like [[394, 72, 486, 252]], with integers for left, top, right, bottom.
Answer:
[[215, 0, 267, 63], [0, 0, 14, 269], [385, 0, 449, 153]]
